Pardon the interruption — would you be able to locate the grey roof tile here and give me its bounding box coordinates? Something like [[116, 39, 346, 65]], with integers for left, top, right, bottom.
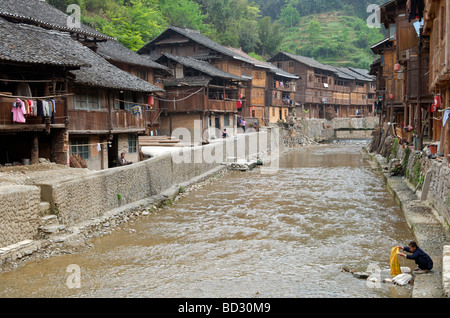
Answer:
[[0, 0, 111, 39], [0, 18, 89, 67], [160, 53, 248, 81], [97, 40, 169, 71]]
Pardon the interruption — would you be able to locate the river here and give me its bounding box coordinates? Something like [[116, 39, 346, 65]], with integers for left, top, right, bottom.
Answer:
[[0, 142, 415, 298]]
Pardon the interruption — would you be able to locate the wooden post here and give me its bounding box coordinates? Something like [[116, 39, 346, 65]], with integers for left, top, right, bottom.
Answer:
[[31, 134, 39, 165], [417, 42, 423, 151]]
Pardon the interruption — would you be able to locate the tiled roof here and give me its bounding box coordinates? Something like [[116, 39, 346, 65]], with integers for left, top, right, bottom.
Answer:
[[137, 26, 254, 64], [0, 0, 112, 40], [97, 40, 169, 71], [226, 47, 299, 80], [0, 18, 89, 68], [160, 53, 249, 81], [70, 45, 164, 92], [269, 52, 374, 82]]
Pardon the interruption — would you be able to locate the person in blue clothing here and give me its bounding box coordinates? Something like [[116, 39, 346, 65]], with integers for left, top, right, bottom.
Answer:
[[398, 241, 433, 273]]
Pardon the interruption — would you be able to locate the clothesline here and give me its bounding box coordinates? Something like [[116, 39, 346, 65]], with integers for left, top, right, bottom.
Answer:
[[0, 93, 73, 99], [0, 79, 55, 83], [71, 141, 112, 147], [113, 99, 158, 111], [155, 87, 204, 102]]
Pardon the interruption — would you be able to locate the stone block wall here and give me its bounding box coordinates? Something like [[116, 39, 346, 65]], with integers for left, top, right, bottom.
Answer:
[[0, 185, 41, 246], [390, 142, 450, 227], [34, 130, 275, 227], [1, 130, 276, 248], [425, 160, 450, 225]]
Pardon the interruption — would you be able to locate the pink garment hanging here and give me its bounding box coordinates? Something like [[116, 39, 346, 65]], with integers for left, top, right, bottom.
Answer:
[[11, 99, 27, 123]]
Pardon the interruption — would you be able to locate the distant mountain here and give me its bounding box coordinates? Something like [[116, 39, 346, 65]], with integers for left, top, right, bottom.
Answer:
[[47, 0, 387, 69]]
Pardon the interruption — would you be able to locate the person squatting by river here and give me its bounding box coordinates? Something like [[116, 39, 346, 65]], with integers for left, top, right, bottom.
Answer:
[[397, 241, 433, 273]]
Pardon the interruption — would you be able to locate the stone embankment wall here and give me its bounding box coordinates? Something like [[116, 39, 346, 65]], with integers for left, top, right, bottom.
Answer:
[[369, 127, 450, 228], [0, 185, 41, 247], [0, 129, 276, 250]]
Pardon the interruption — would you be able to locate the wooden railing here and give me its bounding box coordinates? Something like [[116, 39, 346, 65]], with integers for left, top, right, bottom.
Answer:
[[68, 109, 109, 132], [207, 99, 236, 112], [111, 109, 145, 131]]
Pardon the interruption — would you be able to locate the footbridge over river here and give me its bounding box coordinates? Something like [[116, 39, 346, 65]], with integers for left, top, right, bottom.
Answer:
[[292, 116, 379, 142]]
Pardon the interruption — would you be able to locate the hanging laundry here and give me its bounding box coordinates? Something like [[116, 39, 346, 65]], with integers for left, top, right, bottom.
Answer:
[[443, 109, 450, 128], [409, 0, 424, 22], [131, 104, 140, 115], [11, 99, 27, 123]]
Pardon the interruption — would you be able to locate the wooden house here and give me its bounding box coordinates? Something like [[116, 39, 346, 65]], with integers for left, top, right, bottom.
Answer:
[[137, 26, 260, 135], [371, 0, 433, 150], [268, 52, 376, 119], [154, 53, 248, 140], [0, 17, 88, 167], [67, 41, 164, 169], [226, 48, 299, 124], [97, 40, 170, 136], [423, 0, 450, 157], [0, 0, 164, 169]]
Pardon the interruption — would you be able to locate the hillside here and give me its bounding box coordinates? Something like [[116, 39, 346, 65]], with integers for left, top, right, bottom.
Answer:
[[281, 11, 385, 69], [47, 0, 386, 69]]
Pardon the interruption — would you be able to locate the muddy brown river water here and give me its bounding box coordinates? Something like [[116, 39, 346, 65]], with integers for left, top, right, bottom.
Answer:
[[0, 143, 415, 298]]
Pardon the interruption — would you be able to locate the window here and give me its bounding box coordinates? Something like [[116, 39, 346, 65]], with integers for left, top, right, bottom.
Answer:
[[128, 134, 137, 153], [289, 62, 294, 68], [224, 113, 230, 126], [389, 23, 396, 40], [116, 91, 143, 111], [74, 88, 100, 110], [70, 138, 89, 159], [136, 68, 147, 81]]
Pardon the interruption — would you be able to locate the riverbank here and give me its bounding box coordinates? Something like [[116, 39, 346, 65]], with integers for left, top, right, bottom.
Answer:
[[364, 148, 450, 298], [0, 165, 228, 273], [0, 126, 322, 274]]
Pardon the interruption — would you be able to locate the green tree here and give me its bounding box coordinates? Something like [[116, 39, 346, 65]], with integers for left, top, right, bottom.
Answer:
[[257, 16, 283, 57], [159, 0, 207, 32], [307, 17, 322, 47], [85, 0, 166, 51], [280, 0, 300, 27]]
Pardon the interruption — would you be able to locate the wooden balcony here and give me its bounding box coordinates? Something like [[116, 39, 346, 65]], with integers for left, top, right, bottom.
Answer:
[[430, 41, 450, 89], [68, 109, 109, 133], [0, 96, 66, 132], [207, 99, 236, 112], [111, 109, 145, 132]]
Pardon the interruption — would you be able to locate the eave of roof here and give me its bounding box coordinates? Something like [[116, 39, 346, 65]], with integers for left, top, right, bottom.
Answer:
[[160, 53, 248, 82], [69, 41, 164, 93], [97, 40, 169, 71], [0, 0, 113, 40], [0, 18, 90, 68], [138, 26, 254, 65], [226, 47, 299, 80]]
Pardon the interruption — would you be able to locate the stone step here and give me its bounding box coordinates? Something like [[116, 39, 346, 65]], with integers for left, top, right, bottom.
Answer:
[[39, 202, 50, 215], [40, 224, 66, 235], [40, 215, 59, 227]]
